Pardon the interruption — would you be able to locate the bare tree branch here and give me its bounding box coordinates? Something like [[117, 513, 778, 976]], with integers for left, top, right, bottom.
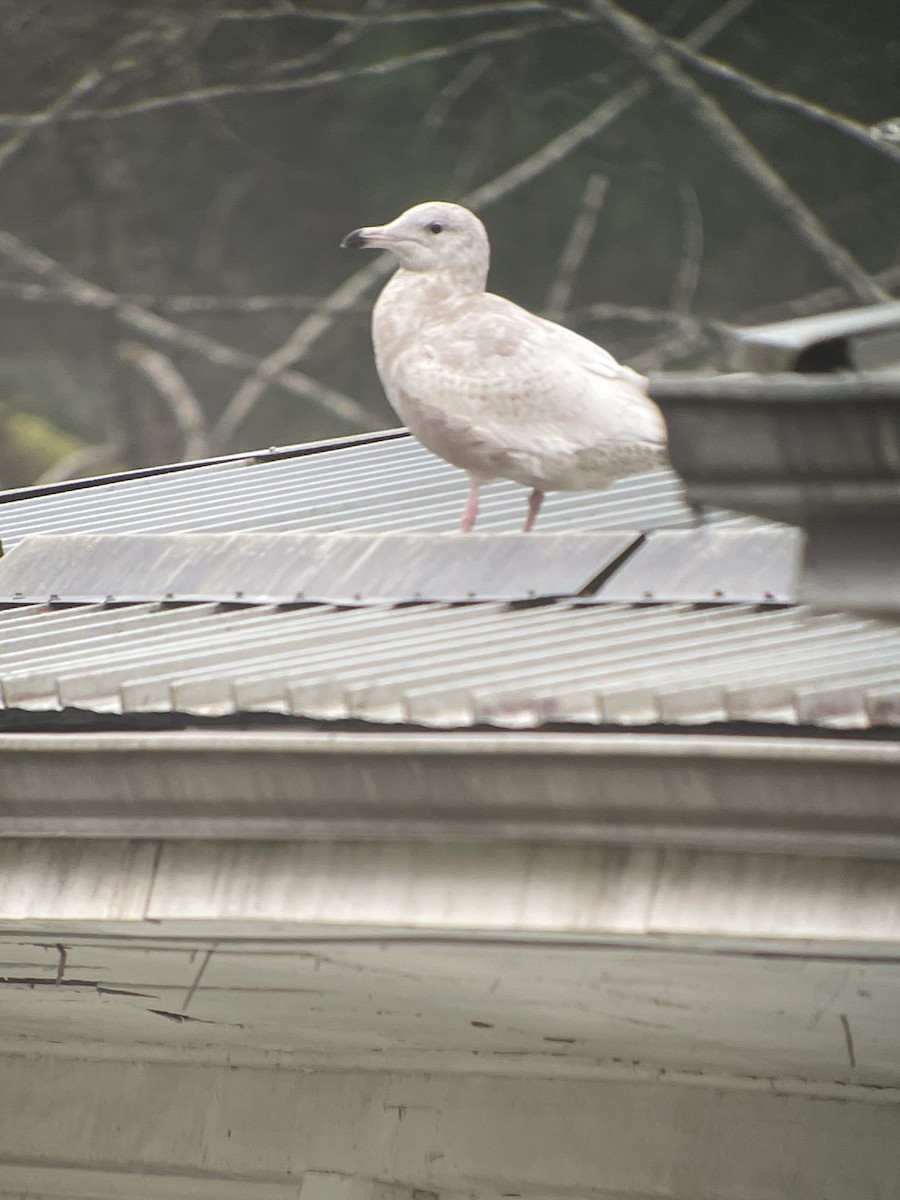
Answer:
[[260, 11, 370, 77], [0, 20, 569, 128], [0, 68, 104, 175], [117, 341, 211, 459], [213, 255, 393, 445], [589, 0, 891, 305], [575, 301, 724, 372], [577, 267, 899, 330], [669, 180, 704, 312], [0, 228, 375, 432], [217, 3, 587, 25], [740, 262, 900, 323], [0, 20, 193, 172], [464, 83, 647, 210], [544, 174, 609, 320], [33, 442, 123, 486], [194, 172, 255, 280], [665, 39, 900, 169], [573, 300, 729, 335], [464, 0, 755, 209], [0, 281, 368, 314], [422, 51, 492, 132], [214, 0, 754, 447], [32, 261, 873, 333], [260, 0, 407, 78], [629, 324, 706, 371]]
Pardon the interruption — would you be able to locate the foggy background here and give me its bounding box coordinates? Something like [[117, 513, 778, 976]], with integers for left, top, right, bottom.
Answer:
[[0, 0, 897, 486]]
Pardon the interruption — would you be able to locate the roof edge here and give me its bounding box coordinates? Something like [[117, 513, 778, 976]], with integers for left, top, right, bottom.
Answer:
[[0, 728, 897, 761], [0, 427, 410, 506], [1, 729, 898, 854]]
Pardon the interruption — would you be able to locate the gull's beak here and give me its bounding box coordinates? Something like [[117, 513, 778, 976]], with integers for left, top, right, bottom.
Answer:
[[340, 228, 368, 249], [340, 225, 401, 250]]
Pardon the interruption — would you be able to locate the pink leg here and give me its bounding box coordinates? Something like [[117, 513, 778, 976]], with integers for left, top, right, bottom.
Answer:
[[523, 488, 544, 532], [461, 480, 480, 533]]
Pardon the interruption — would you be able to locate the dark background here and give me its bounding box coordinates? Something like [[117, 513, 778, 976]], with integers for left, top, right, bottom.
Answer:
[[0, 0, 897, 485]]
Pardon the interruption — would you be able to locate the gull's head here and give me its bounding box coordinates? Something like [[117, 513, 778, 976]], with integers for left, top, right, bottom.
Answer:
[[341, 201, 489, 287]]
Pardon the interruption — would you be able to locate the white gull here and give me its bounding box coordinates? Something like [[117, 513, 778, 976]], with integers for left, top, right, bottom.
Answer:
[[341, 200, 667, 532]]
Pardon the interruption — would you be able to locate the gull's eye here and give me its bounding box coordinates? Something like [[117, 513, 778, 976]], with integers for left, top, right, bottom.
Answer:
[[427, 221, 444, 234]]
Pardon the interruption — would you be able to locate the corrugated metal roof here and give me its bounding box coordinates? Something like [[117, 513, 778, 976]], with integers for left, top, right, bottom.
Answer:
[[0, 600, 896, 730], [0, 433, 758, 554], [0, 530, 642, 604]]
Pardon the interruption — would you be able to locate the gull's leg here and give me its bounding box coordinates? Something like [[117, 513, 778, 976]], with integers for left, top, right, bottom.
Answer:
[[461, 480, 481, 533], [523, 488, 544, 532]]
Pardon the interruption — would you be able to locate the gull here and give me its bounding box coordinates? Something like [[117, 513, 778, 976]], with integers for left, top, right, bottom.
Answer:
[[341, 201, 667, 532]]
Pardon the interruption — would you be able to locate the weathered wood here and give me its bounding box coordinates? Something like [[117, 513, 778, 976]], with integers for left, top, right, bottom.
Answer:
[[0, 1058, 897, 1200], [3, 844, 900, 1091]]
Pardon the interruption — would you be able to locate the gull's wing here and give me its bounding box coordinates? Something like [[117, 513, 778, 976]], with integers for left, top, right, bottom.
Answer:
[[391, 292, 667, 455]]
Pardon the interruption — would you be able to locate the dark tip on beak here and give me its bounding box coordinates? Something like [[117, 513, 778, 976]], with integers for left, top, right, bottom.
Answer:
[[341, 229, 367, 249]]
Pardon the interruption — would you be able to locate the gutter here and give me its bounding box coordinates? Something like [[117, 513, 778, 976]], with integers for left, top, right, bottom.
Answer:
[[0, 729, 898, 854]]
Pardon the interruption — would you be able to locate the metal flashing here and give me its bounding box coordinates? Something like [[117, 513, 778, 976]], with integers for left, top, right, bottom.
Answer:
[[0, 531, 642, 604], [0, 729, 899, 850], [598, 526, 802, 603], [724, 301, 900, 371]]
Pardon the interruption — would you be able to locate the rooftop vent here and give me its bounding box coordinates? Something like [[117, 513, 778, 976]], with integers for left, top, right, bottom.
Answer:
[[650, 303, 900, 620]]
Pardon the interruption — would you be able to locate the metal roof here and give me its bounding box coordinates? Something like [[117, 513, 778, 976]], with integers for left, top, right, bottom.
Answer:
[[725, 300, 900, 371], [599, 526, 799, 603], [0, 526, 800, 605], [0, 530, 642, 604], [0, 599, 896, 730], [0, 431, 756, 554], [0, 426, 890, 737]]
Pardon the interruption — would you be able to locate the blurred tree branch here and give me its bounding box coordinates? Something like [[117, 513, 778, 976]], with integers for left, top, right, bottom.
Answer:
[[741, 262, 900, 323], [0, 281, 367, 314], [629, 325, 706, 371], [422, 51, 492, 133], [572, 300, 729, 334], [544, 174, 609, 321], [33, 442, 123, 486], [669, 180, 703, 313], [462, 0, 754, 210], [0, 228, 374, 433], [0, 18, 194, 171], [0, 20, 569, 127], [217, 3, 587, 26], [590, 0, 891, 305], [213, 255, 394, 446], [117, 341, 211, 459], [0, 63, 103, 175], [665, 38, 900, 169]]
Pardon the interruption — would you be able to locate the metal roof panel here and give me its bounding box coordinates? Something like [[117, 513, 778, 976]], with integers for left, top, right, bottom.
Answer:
[[0, 434, 758, 554], [0, 530, 641, 604], [598, 526, 802, 602], [0, 600, 896, 731]]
